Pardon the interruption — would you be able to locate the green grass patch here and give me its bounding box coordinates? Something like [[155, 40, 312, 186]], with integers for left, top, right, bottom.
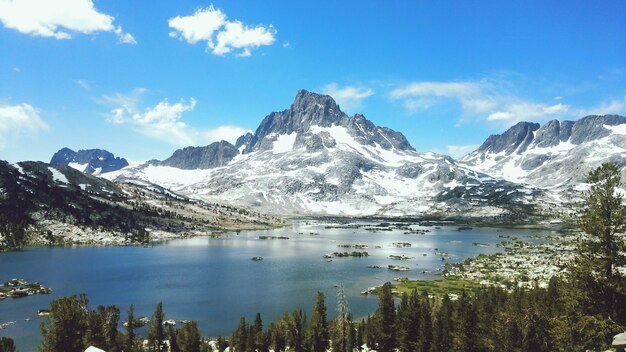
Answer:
[[383, 277, 482, 297]]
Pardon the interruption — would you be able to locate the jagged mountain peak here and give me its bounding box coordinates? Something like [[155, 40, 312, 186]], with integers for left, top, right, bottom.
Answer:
[[50, 147, 128, 174], [290, 89, 343, 117], [245, 89, 414, 153]]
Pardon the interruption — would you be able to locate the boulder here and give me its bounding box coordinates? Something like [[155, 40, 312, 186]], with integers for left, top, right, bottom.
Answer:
[[613, 332, 626, 352]]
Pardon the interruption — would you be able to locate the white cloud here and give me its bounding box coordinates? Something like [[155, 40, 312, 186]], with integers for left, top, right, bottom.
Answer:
[[168, 5, 276, 57], [0, 103, 49, 149], [0, 0, 135, 44], [103, 91, 247, 146], [486, 102, 569, 122], [390, 79, 571, 124], [390, 81, 481, 99], [13, 67, 20, 72], [575, 96, 626, 117], [446, 144, 480, 158], [322, 83, 374, 111], [76, 79, 90, 90]]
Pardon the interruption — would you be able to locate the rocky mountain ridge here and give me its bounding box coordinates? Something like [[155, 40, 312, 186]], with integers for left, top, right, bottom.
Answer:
[[460, 114, 626, 189], [0, 160, 282, 247]]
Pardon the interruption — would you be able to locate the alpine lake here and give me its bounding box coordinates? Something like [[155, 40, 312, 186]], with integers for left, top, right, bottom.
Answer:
[[0, 219, 553, 350]]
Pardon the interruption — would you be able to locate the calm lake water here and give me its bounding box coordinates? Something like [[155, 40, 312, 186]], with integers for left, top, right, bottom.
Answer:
[[0, 220, 550, 350]]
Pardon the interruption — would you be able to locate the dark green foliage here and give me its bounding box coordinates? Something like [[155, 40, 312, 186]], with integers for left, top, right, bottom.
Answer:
[[331, 286, 351, 352], [371, 283, 396, 352], [125, 304, 140, 352], [573, 162, 626, 323], [430, 294, 452, 352], [216, 336, 228, 352], [288, 310, 306, 352], [39, 294, 121, 352], [0, 337, 16, 352], [309, 291, 329, 352], [147, 302, 167, 351], [40, 294, 89, 352], [231, 317, 247, 352], [417, 292, 432, 352], [177, 321, 202, 352], [452, 291, 479, 352]]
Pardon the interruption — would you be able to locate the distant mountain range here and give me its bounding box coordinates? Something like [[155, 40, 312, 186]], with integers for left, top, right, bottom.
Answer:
[[460, 115, 626, 189], [48, 90, 626, 220], [50, 148, 129, 174]]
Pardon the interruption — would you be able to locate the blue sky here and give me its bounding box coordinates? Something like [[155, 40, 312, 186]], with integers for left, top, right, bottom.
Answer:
[[1, 0, 625, 163]]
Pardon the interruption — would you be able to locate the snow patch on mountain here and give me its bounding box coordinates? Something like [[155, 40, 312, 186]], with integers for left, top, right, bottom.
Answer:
[[48, 167, 69, 184], [272, 132, 298, 153]]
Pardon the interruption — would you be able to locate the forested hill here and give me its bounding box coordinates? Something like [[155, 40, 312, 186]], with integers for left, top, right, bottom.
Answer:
[[0, 160, 283, 248]]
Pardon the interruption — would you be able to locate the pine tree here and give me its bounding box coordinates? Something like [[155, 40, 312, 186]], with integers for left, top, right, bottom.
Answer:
[[253, 313, 264, 352], [216, 336, 228, 352], [331, 285, 350, 352], [396, 290, 419, 352], [101, 305, 120, 352], [372, 283, 396, 352], [355, 322, 363, 352], [125, 304, 138, 352], [169, 325, 180, 352], [40, 294, 89, 352], [453, 291, 479, 352], [309, 291, 329, 352], [177, 321, 202, 352], [147, 302, 167, 351], [574, 162, 626, 322], [417, 292, 432, 352], [232, 317, 248, 352], [430, 294, 452, 352], [289, 310, 306, 352]]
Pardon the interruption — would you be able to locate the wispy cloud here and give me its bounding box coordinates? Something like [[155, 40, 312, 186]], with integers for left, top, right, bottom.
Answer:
[[322, 83, 374, 112], [75, 79, 90, 91], [574, 95, 626, 117], [390, 79, 571, 125], [0, 0, 136, 44], [0, 103, 49, 149], [168, 5, 276, 57], [102, 89, 247, 146], [446, 144, 480, 158]]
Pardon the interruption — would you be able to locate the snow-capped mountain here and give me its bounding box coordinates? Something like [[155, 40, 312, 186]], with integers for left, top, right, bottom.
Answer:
[[105, 90, 536, 217], [51, 147, 129, 175], [460, 115, 626, 189]]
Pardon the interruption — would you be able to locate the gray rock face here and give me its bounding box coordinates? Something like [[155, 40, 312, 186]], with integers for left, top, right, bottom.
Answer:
[[50, 148, 128, 174], [475, 122, 540, 155], [235, 132, 254, 151], [533, 120, 573, 148], [160, 141, 239, 169], [244, 90, 414, 153], [474, 115, 626, 156], [569, 114, 625, 144]]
